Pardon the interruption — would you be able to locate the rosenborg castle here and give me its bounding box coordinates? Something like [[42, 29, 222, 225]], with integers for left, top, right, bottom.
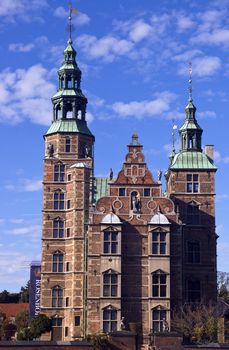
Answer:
[[40, 31, 217, 346]]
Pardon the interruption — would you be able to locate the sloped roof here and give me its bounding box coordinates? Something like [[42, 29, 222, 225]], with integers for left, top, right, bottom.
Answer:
[[101, 213, 121, 224], [170, 151, 217, 170], [149, 213, 170, 225], [94, 177, 109, 203], [0, 303, 29, 318], [45, 119, 93, 137]]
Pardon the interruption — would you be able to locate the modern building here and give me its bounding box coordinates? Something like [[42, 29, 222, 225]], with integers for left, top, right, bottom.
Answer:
[[40, 31, 217, 346]]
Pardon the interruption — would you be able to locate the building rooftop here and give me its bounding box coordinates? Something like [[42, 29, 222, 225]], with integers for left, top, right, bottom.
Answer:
[[45, 119, 93, 137], [170, 151, 217, 170]]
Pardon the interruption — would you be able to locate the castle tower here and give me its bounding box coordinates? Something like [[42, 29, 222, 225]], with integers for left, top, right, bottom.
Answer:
[[166, 80, 217, 307], [40, 30, 94, 340]]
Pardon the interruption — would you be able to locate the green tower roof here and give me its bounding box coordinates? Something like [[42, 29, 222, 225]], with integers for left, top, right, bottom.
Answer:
[[45, 119, 93, 137], [170, 151, 216, 170]]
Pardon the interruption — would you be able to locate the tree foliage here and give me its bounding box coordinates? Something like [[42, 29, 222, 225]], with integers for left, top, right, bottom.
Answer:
[[86, 333, 110, 349], [0, 290, 19, 303], [15, 310, 29, 332], [19, 281, 30, 303], [29, 314, 52, 338], [172, 303, 218, 344]]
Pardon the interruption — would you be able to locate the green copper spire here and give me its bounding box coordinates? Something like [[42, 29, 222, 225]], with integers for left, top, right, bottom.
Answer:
[[45, 4, 93, 137], [179, 63, 202, 152]]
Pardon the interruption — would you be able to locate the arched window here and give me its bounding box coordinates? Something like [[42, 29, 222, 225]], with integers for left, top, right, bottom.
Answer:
[[187, 241, 200, 263], [103, 229, 118, 254], [103, 270, 118, 297], [103, 306, 117, 333], [52, 286, 63, 307], [152, 270, 167, 297], [54, 191, 64, 210], [152, 306, 168, 332], [53, 251, 64, 272], [53, 219, 64, 238], [54, 164, 65, 182]]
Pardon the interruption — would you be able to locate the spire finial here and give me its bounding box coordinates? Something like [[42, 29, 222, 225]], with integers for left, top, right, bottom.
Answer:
[[188, 62, 193, 101], [67, 1, 77, 43]]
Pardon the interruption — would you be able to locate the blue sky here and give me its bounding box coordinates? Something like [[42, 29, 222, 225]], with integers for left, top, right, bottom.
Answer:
[[0, 0, 229, 292]]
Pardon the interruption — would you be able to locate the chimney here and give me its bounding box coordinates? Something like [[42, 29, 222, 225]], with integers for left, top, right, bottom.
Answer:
[[204, 145, 214, 161]]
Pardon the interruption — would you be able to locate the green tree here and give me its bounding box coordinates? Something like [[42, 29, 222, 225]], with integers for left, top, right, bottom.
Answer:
[[29, 314, 52, 339], [15, 310, 29, 332], [19, 281, 30, 303], [17, 327, 33, 341]]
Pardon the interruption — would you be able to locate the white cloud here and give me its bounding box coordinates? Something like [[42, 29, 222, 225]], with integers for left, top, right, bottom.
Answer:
[[176, 15, 195, 32], [192, 28, 229, 47], [9, 36, 48, 53], [5, 178, 42, 192], [129, 20, 152, 43], [111, 91, 176, 119], [216, 194, 229, 201], [198, 110, 217, 119], [54, 7, 90, 26], [10, 218, 25, 224], [77, 34, 134, 62], [0, 64, 55, 125], [178, 56, 221, 77], [213, 150, 229, 164], [6, 224, 41, 236], [0, 0, 47, 20]]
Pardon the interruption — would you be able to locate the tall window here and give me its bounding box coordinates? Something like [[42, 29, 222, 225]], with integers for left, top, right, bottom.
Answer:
[[103, 230, 118, 254], [65, 138, 71, 153], [54, 164, 65, 182], [53, 252, 64, 272], [103, 271, 118, 297], [52, 286, 63, 307], [187, 241, 200, 263], [187, 203, 199, 225], [187, 280, 201, 302], [187, 174, 199, 193], [152, 270, 167, 297], [152, 231, 166, 255], [53, 219, 64, 238], [54, 192, 64, 210], [103, 307, 117, 333], [152, 308, 167, 332]]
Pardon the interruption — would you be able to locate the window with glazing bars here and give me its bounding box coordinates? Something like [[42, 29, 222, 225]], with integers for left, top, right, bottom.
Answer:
[[53, 219, 64, 238], [103, 272, 118, 297], [152, 271, 167, 297], [152, 308, 167, 332], [103, 231, 118, 254], [54, 192, 64, 210], [103, 308, 117, 333], [53, 252, 64, 272], [187, 241, 200, 263], [54, 164, 65, 182], [152, 232, 166, 255], [187, 174, 199, 193], [52, 286, 63, 307]]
